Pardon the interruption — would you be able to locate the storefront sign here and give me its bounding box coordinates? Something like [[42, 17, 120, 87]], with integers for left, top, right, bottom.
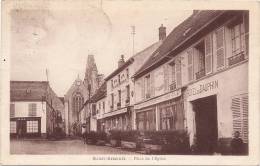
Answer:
[[134, 89, 181, 110], [103, 107, 128, 118], [187, 80, 218, 97]]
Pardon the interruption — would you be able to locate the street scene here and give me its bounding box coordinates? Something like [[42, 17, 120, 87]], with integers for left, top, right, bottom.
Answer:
[[7, 0, 249, 155]]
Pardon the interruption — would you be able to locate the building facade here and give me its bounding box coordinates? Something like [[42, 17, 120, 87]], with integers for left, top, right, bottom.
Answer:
[[133, 10, 249, 154], [10, 81, 64, 138], [64, 55, 103, 136]]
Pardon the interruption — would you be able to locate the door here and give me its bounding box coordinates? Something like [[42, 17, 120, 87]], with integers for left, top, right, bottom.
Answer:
[[193, 95, 218, 154], [17, 120, 26, 138]]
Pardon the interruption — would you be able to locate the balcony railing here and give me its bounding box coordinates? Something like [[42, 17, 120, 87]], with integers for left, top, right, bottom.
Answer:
[[195, 69, 206, 80], [169, 81, 176, 91], [228, 51, 245, 66]]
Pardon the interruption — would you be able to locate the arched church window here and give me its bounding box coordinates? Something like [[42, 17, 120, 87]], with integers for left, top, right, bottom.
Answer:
[[72, 92, 84, 120]]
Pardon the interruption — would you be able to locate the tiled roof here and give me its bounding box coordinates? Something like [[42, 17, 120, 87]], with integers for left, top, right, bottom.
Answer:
[[89, 82, 107, 102], [134, 10, 226, 78], [10, 81, 48, 101]]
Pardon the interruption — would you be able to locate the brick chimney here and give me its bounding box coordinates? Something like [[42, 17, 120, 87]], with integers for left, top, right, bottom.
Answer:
[[159, 24, 166, 41], [118, 55, 125, 68]]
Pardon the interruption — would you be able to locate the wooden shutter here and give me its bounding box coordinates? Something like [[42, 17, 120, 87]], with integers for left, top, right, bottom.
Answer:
[[242, 95, 248, 143], [205, 34, 213, 74], [216, 27, 225, 69], [176, 57, 182, 88], [231, 94, 248, 143], [10, 104, 15, 118], [163, 65, 169, 91], [187, 49, 194, 82], [141, 77, 145, 99], [150, 72, 155, 96]]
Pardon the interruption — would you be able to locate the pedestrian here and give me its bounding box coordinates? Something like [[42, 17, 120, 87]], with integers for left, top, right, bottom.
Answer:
[[231, 131, 244, 155], [82, 126, 86, 144]]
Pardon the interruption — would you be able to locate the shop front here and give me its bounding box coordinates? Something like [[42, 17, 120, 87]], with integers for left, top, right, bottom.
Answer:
[[134, 89, 185, 131], [185, 63, 248, 154], [103, 106, 133, 131], [10, 117, 41, 138]]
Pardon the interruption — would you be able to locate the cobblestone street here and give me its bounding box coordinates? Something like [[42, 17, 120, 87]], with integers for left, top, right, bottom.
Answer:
[[10, 139, 138, 154]]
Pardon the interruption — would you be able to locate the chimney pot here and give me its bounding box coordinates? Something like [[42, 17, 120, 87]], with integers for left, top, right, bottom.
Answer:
[[159, 24, 166, 41], [118, 55, 125, 68]]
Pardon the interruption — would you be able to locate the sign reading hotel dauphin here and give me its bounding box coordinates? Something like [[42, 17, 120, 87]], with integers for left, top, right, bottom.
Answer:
[[187, 80, 218, 97]]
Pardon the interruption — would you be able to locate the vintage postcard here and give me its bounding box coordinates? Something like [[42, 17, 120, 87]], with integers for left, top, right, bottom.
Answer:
[[0, 0, 259, 165]]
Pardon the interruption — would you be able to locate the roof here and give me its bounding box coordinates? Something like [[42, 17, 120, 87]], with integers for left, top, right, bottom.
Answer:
[[105, 41, 161, 81], [10, 81, 48, 101], [90, 82, 107, 102], [133, 10, 227, 78], [105, 58, 134, 81]]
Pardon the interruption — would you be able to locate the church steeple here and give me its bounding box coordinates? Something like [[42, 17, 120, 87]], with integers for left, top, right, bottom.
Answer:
[[83, 55, 99, 97]]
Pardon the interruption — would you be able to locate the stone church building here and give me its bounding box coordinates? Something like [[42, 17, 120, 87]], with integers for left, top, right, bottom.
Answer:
[[64, 55, 103, 136]]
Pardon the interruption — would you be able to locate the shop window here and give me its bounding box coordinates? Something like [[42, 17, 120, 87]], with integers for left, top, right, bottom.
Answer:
[[231, 94, 248, 143], [10, 103, 15, 118], [28, 103, 37, 117], [136, 109, 156, 131], [144, 75, 151, 99], [227, 13, 248, 66], [26, 120, 38, 133], [10, 121, 16, 133]]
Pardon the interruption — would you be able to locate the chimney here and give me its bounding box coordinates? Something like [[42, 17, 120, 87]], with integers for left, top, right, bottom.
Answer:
[[118, 55, 125, 68], [159, 24, 166, 41]]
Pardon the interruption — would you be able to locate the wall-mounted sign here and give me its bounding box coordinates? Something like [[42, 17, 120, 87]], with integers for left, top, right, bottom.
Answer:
[[187, 80, 218, 97]]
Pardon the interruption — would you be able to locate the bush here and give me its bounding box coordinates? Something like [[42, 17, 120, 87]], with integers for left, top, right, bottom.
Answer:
[[120, 130, 140, 142], [142, 130, 191, 154]]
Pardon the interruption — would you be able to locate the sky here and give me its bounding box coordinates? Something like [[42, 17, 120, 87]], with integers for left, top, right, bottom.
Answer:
[[10, 0, 192, 96]]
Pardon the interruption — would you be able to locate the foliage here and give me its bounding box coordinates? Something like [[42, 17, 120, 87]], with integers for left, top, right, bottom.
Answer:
[[120, 130, 140, 142]]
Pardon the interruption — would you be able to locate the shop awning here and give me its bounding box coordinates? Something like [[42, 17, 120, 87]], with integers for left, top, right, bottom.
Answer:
[[103, 107, 128, 118]]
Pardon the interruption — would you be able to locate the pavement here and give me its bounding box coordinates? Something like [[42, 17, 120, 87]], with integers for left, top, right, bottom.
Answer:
[[10, 139, 138, 154]]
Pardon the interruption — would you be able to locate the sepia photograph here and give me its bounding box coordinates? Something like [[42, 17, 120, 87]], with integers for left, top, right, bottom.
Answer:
[[1, 0, 259, 165]]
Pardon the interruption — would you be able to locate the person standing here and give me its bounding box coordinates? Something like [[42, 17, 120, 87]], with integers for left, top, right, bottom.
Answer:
[[231, 131, 244, 155]]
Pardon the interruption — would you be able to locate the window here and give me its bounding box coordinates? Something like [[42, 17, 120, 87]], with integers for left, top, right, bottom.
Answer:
[[194, 34, 212, 79], [117, 90, 121, 108], [126, 68, 129, 78], [215, 27, 225, 69], [10, 121, 16, 133], [111, 93, 114, 109], [26, 120, 38, 133], [136, 109, 156, 131], [159, 100, 184, 130], [231, 94, 248, 143], [168, 61, 176, 90], [145, 75, 151, 99], [28, 103, 37, 117], [118, 75, 120, 84], [10, 104, 15, 118], [72, 92, 84, 120], [111, 80, 113, 89], [126, 85, 130, 101], [103, 101, 105, 110]]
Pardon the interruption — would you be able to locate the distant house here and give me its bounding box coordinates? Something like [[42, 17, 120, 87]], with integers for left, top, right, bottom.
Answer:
[[10, 81, 64, 138]]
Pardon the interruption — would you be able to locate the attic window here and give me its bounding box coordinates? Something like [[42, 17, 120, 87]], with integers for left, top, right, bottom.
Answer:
[[183, 28, 191, 36], [26, 89, 31, 94]]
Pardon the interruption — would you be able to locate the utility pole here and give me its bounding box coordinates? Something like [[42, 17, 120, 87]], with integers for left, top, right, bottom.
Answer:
[[131, 25, 135, 56]]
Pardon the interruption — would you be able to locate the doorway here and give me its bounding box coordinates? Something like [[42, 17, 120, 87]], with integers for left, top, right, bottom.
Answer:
[[193, 95, 218, 154]]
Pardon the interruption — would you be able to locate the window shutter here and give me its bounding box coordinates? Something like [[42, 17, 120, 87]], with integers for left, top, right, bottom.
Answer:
[[150, 72, 155, 96], [163, 65, 169, 91], [205, 34, 213, 74], [187, 49, 194, 82], [216, 27, 225, 69], [141, 78, 145, 99], [242, 95, 248, 143], [176, 57, 182, 88], [231, 94, 248, 143]]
